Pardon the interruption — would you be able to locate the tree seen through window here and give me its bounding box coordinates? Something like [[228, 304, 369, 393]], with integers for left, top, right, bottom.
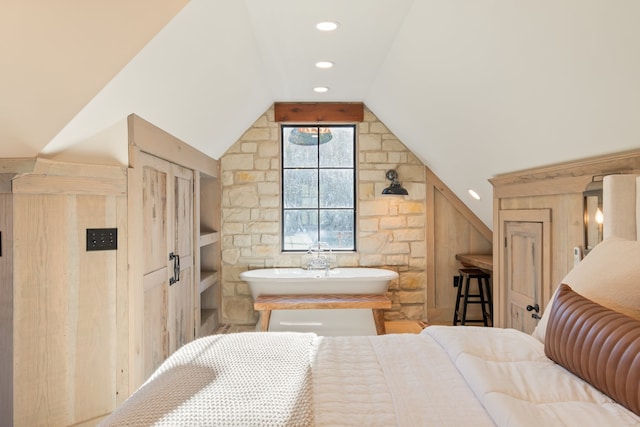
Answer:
[[281, 125, 356, 251]]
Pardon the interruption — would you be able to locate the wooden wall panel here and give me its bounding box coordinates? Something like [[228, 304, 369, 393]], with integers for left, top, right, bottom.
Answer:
[[1, 120, 217, 423], [499, 194, 583, 293], [12, 192, 124, 425], [128, 114, 218, 177], [491, 149, 640, 328], [13, 194, 69, 425], [0, 193, 14, 423], [115, 194, 129, 408], [73, 195, 119, 422], [428, 180, 492, 325]]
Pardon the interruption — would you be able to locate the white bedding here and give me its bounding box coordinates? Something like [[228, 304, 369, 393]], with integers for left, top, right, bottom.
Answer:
[[102, 333, 317, 426], [426, 326, 640, 426], [101, 326, 640, 427], [312, 333, 494, 426]]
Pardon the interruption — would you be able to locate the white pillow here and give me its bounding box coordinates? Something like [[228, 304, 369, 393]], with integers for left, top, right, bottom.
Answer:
[[532, 236, 640, 342]]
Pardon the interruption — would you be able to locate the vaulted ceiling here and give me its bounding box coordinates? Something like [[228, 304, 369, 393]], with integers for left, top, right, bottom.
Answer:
[[3, 1, 640, 227]]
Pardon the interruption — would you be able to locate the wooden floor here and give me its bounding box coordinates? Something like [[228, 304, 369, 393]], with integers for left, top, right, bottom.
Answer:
[[214, 320, 427, 335], [384, 320, 427, 334]]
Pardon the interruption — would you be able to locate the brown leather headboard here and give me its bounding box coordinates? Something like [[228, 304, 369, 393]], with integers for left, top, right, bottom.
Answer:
[[545, 284, 640, 416]]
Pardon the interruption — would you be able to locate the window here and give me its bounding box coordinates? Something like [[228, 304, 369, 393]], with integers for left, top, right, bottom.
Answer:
[[281, 125, 356, 251]]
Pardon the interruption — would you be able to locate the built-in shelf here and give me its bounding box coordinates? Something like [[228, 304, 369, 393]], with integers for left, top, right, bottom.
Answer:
[[199, 270, 218, 293], [196, 170, 220, 337], [200, 308, 218, 336], [199, 230, 219, 247]]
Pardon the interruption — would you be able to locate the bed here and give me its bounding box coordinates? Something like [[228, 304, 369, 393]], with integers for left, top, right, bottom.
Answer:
[[101, 175, 640, 427]]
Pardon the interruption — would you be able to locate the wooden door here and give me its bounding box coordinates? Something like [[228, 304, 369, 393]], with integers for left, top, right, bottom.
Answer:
[[498, 209, 551, 333], [141, 156, 171, 379], [168, 165, 194, 354], [505, 221, 542, 333], [138, 153, 194, 381]]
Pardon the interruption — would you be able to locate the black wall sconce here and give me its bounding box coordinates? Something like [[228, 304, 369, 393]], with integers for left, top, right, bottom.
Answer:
[[583, 176, 604, 254], [382, 169, 408, 195]]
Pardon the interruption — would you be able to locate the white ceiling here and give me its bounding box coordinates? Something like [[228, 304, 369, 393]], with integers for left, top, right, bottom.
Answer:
[[4, 0, 640, 228]]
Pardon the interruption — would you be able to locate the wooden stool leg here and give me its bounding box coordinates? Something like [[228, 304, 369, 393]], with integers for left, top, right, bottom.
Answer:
[[484, 276, 493, 324], [373, 309, 386, 335], [453, 273, 463, 325], [476, 277, 489, 326], [259, 310, 271, 332], [461, 275, 471, 325]]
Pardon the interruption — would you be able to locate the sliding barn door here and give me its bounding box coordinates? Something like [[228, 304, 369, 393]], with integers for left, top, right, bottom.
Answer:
[[137, 153, 194, 382], [498, 209, 551, 334]]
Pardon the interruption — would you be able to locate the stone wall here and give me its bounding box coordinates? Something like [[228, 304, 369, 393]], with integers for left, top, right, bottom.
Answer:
[[220, 105, 427, 324]]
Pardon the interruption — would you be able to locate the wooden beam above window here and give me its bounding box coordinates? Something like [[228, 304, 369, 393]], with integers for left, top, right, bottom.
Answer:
[[274, 102, 364, 123]]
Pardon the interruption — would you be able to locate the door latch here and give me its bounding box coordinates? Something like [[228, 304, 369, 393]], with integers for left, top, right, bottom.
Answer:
[[526, 303, 541, 320]]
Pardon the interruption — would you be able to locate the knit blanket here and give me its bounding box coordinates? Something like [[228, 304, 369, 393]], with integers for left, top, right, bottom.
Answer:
[[101, 333, 316, 427]]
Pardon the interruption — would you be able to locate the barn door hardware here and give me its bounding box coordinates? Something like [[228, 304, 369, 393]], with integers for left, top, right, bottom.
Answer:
[[169, 252, 181, 285]]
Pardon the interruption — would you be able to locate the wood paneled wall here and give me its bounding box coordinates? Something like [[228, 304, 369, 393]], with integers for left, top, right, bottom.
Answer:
[[491, 149, 640, 327], [426, 169, 492, 324], [0, 160, 128, 426], [1, 117, 219, 425], [0, 177, 14, 423]]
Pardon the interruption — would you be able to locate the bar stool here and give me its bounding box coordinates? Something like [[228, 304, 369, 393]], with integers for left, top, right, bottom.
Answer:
[[453, 268, 492, 326]]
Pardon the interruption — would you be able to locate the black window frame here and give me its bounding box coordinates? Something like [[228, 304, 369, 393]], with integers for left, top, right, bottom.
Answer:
[[280, 124, 357, 252]]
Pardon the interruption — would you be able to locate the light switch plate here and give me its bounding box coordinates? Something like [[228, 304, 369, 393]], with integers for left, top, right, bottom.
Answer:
[[86, 228, 118, 251], [573, 246, 582, 266]]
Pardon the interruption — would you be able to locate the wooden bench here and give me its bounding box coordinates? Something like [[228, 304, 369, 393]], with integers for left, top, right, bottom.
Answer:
[[253, 294, 392, 335]]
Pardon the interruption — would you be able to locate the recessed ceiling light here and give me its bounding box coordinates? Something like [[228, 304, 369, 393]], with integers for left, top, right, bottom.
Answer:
[[313, 86, 329, 93], [316, 21, 339, 31], [315, 61, 334, 69], [468, 189, 481, 200]]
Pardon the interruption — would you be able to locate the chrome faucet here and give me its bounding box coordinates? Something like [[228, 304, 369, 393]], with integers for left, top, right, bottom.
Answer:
[[305, 256, 331, 271], [303, 242, 333, 274]]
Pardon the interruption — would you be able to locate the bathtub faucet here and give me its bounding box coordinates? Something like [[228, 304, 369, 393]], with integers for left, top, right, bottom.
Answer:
[[305, 256, 331, 273], [303, 242, 333, 274]]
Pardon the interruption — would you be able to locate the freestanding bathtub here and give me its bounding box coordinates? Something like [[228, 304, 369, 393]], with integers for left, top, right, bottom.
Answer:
[[240, 267, 398, 336]]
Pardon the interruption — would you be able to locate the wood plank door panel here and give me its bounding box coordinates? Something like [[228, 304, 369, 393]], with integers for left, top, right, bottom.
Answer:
[[137, 153, 195, 382], [142, 165, 169, 276], [505, 221, 542, 333], [169, 165, 194, 353], [141, 157, 171, 377], [143, 268, 169, 379], [498, 209, 551, 333]]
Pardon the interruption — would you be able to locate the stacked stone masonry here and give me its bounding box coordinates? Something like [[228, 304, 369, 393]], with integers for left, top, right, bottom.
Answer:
[[220, 105, 427, 324]]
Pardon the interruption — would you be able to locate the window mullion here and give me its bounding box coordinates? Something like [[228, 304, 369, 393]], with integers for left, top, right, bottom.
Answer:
[[316, 127, 321, 244]]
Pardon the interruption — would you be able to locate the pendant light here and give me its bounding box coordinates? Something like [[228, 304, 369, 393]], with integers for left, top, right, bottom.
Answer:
[[288, 127, 333, 146]]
